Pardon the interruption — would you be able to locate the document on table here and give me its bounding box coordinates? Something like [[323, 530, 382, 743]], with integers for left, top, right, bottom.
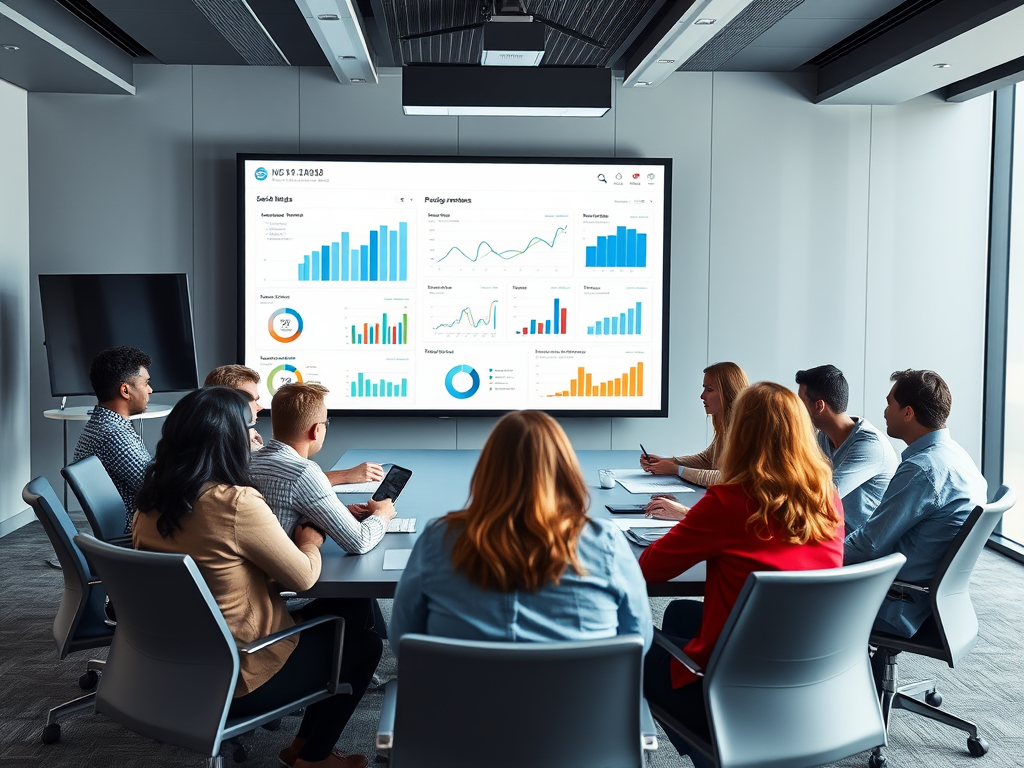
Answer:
[[383, 549, 413, 570], [609, 469, 696, 495]]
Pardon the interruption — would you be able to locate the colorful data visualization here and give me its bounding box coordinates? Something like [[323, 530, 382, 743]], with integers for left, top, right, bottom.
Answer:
[[242, 157, 668, 413]]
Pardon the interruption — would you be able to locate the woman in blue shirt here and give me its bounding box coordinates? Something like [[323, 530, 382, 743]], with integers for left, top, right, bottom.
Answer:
[[390, 410, 652, 651]]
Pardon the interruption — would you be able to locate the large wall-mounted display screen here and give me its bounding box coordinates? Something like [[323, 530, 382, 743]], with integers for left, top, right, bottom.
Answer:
[[238, 154, 671, 417]]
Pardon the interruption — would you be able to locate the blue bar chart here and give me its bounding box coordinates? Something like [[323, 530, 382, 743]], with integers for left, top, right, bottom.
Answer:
[[587, 302, 643, 336], [585, 226, 647, 268], [514, 297, 568, 336], [299, 222, 408, 281], [350, 373, 409, 398]]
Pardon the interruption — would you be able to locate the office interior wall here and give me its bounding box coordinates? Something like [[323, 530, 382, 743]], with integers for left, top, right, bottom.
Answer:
[[0, 79, 31, 534], [26, 66, 992, 487]]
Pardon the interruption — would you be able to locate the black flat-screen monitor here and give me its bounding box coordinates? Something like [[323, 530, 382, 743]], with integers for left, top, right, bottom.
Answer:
[[238, 153, 672, 417], [39, 273, 199, 397]]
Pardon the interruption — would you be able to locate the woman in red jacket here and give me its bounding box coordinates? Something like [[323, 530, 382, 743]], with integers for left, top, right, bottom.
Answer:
[[640, 381, 845, 761]]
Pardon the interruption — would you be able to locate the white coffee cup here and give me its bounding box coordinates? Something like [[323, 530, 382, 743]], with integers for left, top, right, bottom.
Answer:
[[598, 469, 616, 489]]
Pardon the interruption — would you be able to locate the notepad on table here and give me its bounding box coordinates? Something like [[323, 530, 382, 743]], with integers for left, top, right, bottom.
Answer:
[[383, 549, 412, 570], [608, 469, 696, 495], [387, 518, 416, 533]]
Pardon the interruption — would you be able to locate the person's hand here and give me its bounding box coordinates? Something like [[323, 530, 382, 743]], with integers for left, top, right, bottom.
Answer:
[[367, 497, 397, 522], [249, 429, 264, 450], [294, 523, 325, 549], [644, 458, 679, 476], [639, 452, 662, 472], [644, 497, 689, 520], [347, 462, 385, 483], [348, 503, 371, 521]]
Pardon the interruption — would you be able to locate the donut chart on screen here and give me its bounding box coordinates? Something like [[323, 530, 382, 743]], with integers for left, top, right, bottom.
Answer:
[[445, 364, 480, 399], [268, 364, 303, 394], [268, 307, 303, 343]]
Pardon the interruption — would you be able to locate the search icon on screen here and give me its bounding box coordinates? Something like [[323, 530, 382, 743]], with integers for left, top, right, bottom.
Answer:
[[597, 173, 607, 183]]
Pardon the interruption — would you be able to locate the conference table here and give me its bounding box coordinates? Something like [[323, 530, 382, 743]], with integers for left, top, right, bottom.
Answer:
[[299, 449, 707, 599]]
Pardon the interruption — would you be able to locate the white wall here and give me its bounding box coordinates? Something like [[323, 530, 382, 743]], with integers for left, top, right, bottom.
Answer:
[[0, 78, 31, 534], [25, 67, 993, 490]]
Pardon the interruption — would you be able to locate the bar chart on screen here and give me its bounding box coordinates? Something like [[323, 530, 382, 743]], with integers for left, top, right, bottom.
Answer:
[[532, 351, 652, 405], [297, 221, 409, 282], [510, 288, 573, 339]]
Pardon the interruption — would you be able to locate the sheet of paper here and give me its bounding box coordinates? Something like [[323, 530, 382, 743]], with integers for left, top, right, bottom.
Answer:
[[607, 469, 696, 495], [382, 549, 413, 570], [611, 519, 677, 531], [332, 480, 382, 494]]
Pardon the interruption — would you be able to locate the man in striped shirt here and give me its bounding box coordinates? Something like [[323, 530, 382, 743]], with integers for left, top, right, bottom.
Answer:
[[249, 383, 395, 554]]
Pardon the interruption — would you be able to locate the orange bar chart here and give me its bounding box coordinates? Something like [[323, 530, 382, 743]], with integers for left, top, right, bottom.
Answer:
[[545, 362, 644, 397]]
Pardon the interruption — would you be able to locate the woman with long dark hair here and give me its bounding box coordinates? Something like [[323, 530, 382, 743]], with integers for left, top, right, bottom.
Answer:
[[390, 410, 652, 649], [133, 386, 377, 768], [640, 382, 844, 761]]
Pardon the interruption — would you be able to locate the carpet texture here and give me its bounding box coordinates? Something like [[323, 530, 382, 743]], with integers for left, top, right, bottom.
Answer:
[[2, 516, 1022, 767]]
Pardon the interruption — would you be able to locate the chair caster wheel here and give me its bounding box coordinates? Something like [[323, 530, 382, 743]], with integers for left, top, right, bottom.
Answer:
[[967, 737, 989, 757], [232, 743, 249, 763], [261, 718, 282, 731], [41, 723, 61, 744], [868, 752, 886, 768], [79, 670, 99, 690], [925, 690, 943, 707]]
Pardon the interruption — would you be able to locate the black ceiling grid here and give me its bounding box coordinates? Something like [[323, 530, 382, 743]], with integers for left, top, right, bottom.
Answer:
[[678, 0, 805, 72]]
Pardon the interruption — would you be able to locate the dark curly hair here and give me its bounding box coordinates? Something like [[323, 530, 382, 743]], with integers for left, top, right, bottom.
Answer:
[[90, 346, 152, 401]]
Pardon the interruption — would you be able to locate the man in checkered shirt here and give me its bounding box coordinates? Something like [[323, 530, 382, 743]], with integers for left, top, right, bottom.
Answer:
[[73, 347, 153, 533]]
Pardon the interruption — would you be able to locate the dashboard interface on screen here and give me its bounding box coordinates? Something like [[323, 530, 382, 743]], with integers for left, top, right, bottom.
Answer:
[[239, 155, 670, 416]]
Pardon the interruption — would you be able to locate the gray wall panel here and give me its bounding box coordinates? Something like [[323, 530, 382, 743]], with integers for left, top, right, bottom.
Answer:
[[0, 79, 31, 532], [192, 64, 300, 377], [865, 93, 993, 464], [708, 72, 871, 417], [299, 69, 458, 155], [28, 65, 194, 503], [613, 73, 714, 457]]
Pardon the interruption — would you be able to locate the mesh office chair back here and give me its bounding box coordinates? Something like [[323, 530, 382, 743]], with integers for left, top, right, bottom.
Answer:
[[22, 477, 112, 657], [704, 553, 906, 768], [929, 484, 1015, 666], [62, 455, 131, 542], [76, 534, 239, 757], [391, 634, 645, 768]]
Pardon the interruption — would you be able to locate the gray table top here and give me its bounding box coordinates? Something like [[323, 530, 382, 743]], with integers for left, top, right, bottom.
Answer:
[[301, 448, 706, 598]]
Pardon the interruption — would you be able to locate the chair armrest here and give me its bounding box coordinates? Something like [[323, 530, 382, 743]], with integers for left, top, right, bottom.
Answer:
[[891, 580, 929, 593], [237, 615, 343, 655], [653, 629, 704, 677], [376, 679, 398, 752], [640, 697, 658, 751]]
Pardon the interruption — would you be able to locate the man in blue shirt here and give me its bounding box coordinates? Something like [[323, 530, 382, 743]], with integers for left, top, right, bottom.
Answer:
[[796, 365, 898, 532], [845, 369, 987, 637]]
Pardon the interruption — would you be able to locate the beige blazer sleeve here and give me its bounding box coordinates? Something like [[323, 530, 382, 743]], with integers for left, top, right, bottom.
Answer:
[[232, 487, 322, 592], [673, 441, 720, 488]]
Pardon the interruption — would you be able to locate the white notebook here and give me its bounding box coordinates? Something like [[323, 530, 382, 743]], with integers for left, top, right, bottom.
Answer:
[[382, 549, 413, 571]]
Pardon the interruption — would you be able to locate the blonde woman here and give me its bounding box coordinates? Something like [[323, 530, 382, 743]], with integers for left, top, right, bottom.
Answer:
[[390, 410, 652, 649], [639, 382, 844, 762], [641, 362, 748, 488]]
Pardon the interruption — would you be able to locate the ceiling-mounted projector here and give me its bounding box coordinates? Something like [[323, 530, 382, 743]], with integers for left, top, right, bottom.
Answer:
[[482, 17, 545, 66], [400, 0, 608, 66]]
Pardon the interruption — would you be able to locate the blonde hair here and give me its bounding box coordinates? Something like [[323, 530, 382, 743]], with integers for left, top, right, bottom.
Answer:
[[271, 383, 328, 441], [718, 382, 840, 545], [204, 365, 260, 390], [444, 411, 590, 592], [704, 361, 749, 438]]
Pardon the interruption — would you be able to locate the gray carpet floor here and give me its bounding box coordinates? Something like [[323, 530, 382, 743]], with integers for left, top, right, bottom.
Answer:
[[2, 515, 1022, 768]]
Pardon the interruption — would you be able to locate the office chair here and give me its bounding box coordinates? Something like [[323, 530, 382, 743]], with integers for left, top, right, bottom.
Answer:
[[62, 455, 133, 544], [649, 553, 906, 768], [868, 485, 1015, 768], [22, 477, 114, 743], [74, 534, 349, 767], [376, 634, 650, 768]]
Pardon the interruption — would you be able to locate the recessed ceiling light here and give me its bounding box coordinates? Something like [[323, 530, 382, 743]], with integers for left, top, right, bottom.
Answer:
[[317, 13, 340, 21], [694, 18, 717, 25], [2, 45, 19, 51], [933, 63, 950, 68], [350, 78, 366, 83], [657, 59, 675, 64], [339, 55, 357, 60]]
